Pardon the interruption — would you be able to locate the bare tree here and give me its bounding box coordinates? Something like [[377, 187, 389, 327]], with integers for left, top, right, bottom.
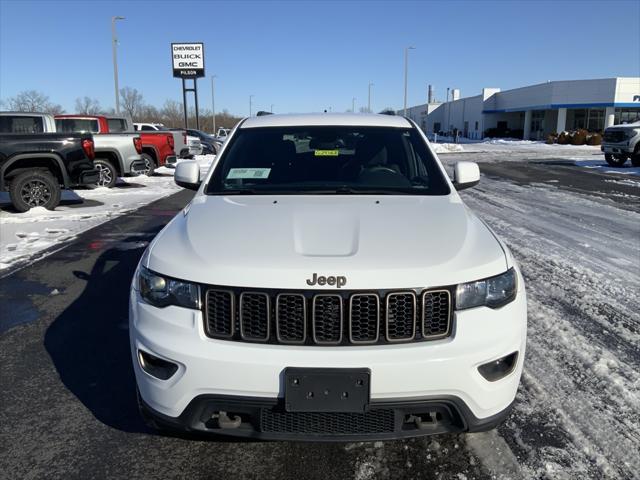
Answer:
[[160, 99, 184, 127], [119, 87, 144, 121], [74, 96, 102, 115], [4, 90, 65, 114]]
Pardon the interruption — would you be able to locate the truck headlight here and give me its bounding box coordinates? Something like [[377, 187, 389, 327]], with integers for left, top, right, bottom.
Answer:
[[456, 268, 517, 310], [138, 266, 200, 309], [626, 130, 638, 139]]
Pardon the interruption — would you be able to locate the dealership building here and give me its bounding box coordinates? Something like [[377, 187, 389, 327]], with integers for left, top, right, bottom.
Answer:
[[402, 77, 640, 140]]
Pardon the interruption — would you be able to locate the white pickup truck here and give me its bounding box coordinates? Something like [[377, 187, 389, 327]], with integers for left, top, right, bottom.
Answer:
[[6, 112, 146, 188], [130, 113, 527, 441], [601, 121, 640, 167], [133, 123, 203, 158]]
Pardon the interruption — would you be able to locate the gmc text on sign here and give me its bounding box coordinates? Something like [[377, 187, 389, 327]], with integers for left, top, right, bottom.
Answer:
[[171, 43, 205, 78]]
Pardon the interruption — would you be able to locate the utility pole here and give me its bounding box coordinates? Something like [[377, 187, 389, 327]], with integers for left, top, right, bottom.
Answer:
[[352, 97, 356, 112], [249, 95, 254, 117], [368, 82, 374, 113], [211, 75, 217, 134], [111, 16, 125, 114], [403, 46, 415, 116], [270, 104, 274, 113]]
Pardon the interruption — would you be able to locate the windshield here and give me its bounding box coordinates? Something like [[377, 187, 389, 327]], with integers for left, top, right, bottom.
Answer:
[[206, 126, 450, 195]]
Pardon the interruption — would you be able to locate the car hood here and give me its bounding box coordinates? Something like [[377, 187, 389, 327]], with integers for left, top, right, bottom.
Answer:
[[146, 194, 508, 290]]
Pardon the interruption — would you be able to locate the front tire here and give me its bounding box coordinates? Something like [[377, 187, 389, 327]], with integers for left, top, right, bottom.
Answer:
[[94, 158, 118, 187], [604, 153, 628, 167], [140, 154, 156, 176], [9, 170, 61, 212]]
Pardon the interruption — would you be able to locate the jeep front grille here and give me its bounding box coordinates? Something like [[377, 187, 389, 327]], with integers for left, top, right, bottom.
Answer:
[[203, 287, 453, 346]]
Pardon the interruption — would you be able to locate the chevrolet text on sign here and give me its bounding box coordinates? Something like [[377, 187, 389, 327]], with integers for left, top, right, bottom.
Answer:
[[171, 43, 205, 78]]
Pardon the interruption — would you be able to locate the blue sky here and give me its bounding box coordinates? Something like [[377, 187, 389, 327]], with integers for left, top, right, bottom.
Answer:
[[1, 0, 639, 116]]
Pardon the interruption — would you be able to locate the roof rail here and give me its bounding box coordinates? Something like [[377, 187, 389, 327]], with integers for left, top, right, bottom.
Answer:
[[256, 111, 273, 116], [379, 109, 396, 116]]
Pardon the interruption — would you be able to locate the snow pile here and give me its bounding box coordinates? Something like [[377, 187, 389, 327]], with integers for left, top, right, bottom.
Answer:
[[0, 173, 181, 273], [156, 154, 215, 176], [572, 159, 640, 177], [431, 143, 465, 154]]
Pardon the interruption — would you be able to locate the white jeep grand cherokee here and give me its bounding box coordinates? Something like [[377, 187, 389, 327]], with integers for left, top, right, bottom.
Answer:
[[130, 113, 527, 441]]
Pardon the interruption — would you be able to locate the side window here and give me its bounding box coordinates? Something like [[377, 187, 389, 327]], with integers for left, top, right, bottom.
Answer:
[[141, 125, 154, 131], [0, 116, 44, 133]]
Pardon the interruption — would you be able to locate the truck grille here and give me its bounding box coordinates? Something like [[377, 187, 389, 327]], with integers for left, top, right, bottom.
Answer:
[[603, 130, 626, 143], [260, 409, 396, 435], [203, 287, 453, 346]]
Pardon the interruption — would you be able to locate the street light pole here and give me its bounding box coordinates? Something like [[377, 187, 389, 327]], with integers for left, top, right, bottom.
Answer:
[[211, 75, 217, 134], [352, 97, 356, 113], [368, 82, 374, 113], [403, 46, 415, 116], [111, 16, 125, 114], [270, 104, 274, 113], [249, 95, 254, 117]]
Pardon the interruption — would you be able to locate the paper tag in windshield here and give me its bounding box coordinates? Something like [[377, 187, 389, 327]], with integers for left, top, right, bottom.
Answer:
[[226, 168, 271, 179], [314, 149, 339, 157]]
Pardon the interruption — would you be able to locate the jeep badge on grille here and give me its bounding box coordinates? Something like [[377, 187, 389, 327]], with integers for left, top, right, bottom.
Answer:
[[306, 273, 347, 288]]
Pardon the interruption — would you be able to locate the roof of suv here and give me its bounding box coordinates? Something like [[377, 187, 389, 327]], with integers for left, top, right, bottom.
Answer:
[[240, 113, 412, 129]]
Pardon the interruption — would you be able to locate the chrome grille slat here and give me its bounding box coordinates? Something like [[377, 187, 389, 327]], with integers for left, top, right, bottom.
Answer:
[[385, 292, 417, 342], [312, 294, 343, 345], [204, 289, 235, 338], [203, 287, 451, 345], [239, 292, 270, 341], [422, 290, 451, 339], [349, 294, 380, 344], [276, 293, 307, 344]]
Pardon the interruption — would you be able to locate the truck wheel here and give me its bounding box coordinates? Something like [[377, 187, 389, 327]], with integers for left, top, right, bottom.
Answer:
[[94, 158, 117, 188], [9, 170, 61, 212], [604, 153, 627, 167], [140, 154, 156, 176]]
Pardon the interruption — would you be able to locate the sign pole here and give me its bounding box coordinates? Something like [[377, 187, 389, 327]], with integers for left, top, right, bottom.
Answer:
[[182, 78, 188, 129], [193, 79, 200, 130]]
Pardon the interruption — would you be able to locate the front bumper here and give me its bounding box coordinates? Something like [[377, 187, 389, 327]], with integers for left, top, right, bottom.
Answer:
[[138, 391, 515, 441], [601, 143, 632, 155], [130, 273, 527, 439]]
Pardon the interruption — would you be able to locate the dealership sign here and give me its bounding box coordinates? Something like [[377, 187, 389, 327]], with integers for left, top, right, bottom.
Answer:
[[171, 43, 205, 78]]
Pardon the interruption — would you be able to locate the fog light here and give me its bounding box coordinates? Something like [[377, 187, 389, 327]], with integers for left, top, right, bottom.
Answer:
[[138, 350, 178, 380], [478, 352, 518, 382]]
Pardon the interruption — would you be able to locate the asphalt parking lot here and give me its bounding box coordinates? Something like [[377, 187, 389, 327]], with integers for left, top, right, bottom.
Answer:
[[1, 151, 638, 479]]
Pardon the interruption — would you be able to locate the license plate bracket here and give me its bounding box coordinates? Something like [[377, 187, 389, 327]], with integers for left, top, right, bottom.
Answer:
[[284, 367, 371, 413]]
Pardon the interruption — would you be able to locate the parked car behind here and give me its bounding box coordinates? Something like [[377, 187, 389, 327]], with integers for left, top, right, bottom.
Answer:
[[55, 115, 176, 176], [0, 127, 99, 211], [186, 128, 222, 155], [134, 123, 202, 158]]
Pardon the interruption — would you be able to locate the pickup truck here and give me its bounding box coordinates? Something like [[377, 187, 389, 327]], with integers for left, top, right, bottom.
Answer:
[[55, 115, 176, 175], [0, 130, 99, 212], [134, 123, 203, 157], [4, 111, 145, 188], [601, 121, 640, 167]]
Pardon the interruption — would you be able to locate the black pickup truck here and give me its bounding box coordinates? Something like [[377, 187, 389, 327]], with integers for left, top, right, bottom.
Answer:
[[0, 133, 99, 212]]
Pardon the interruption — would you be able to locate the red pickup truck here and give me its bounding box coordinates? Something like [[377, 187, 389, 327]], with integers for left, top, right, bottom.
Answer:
[[54, 115, 176, 175]]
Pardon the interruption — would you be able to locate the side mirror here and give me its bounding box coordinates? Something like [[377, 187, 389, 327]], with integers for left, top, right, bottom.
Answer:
[[174, 161, 201, 190], [452, 161, 480, 190]]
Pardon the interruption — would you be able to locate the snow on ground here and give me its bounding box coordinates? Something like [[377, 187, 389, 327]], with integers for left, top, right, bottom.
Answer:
[[458, 177, 640, 479], [572, 159, 640, 177], [0, 155, 215, 273], [431, 138, 601, 156]]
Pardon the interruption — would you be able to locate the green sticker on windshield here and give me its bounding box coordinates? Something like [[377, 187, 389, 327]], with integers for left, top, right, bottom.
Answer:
[[226, 168, 271, 179], [314, 149, 339, 157]]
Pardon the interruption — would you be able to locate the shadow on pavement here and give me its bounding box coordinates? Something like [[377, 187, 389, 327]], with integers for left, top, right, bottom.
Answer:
[[44, 228, 161, 434]]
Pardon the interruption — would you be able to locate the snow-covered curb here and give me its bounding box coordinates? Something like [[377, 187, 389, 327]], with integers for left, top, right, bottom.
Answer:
[[0, 154, 216, 273]]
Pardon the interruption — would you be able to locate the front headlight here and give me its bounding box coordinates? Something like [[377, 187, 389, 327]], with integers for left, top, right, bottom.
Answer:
[[626, 130, 638, 139], [138, 266, 200, 309], [456, 268, 517, 310]]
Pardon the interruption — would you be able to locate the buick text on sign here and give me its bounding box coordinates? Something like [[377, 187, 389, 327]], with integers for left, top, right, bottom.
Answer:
[[171, 43, 205, 78]]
